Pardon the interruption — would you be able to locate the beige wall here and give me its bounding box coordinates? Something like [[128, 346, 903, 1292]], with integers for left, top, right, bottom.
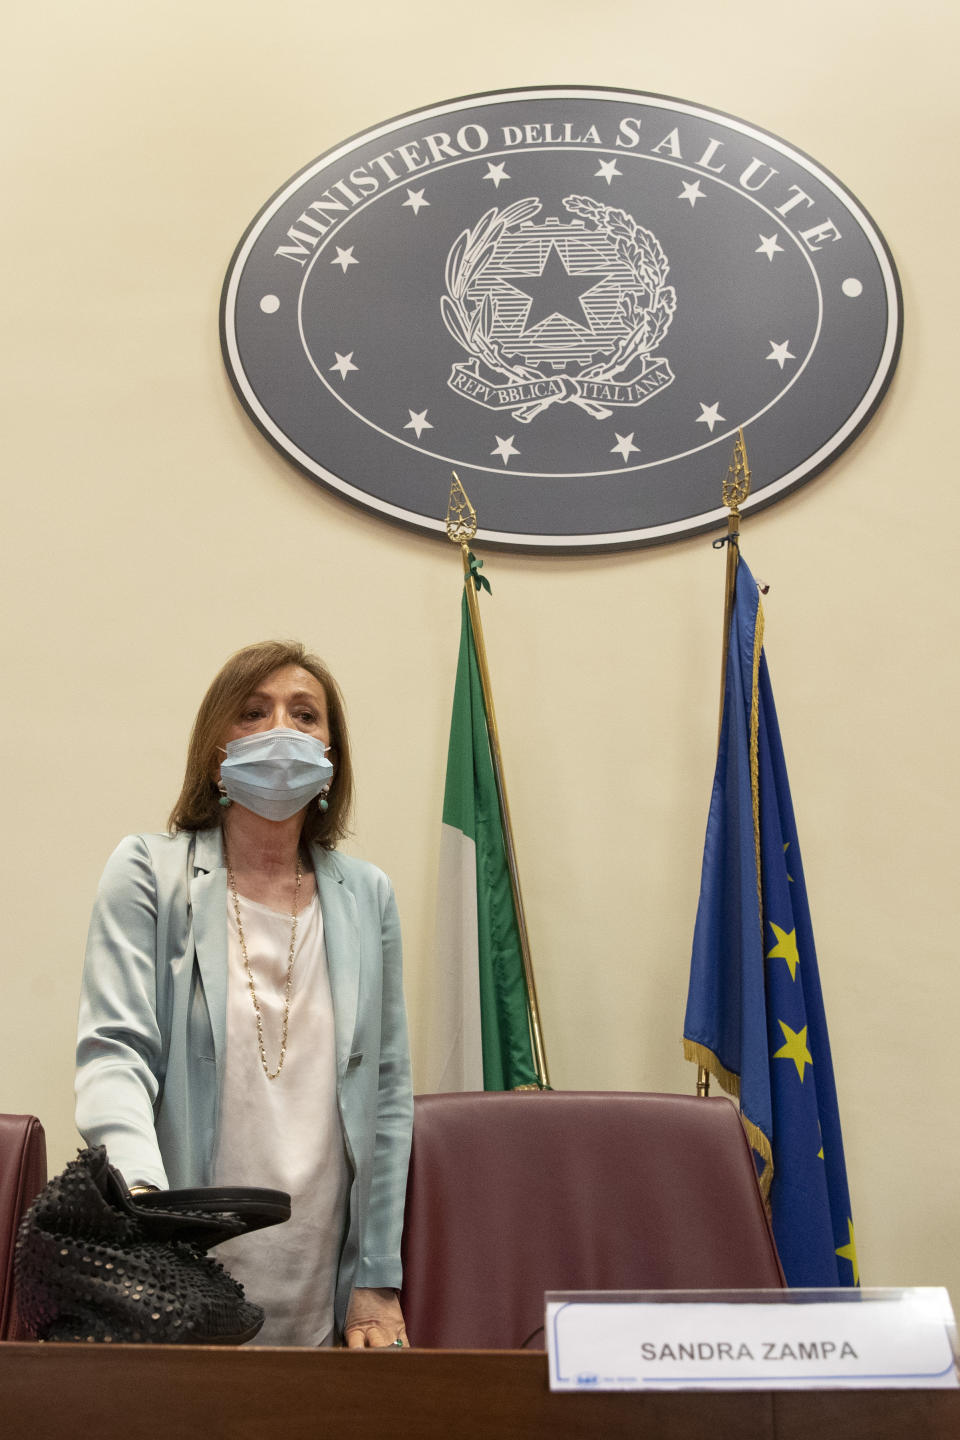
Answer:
[[4, 0, 957, 1312]]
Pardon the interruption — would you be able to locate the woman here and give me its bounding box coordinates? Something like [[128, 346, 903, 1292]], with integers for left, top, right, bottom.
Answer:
[[75, 641, 412, 1347]]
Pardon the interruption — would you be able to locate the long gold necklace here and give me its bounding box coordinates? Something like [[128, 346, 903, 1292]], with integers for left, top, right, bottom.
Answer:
[[225, 849, 303, 1080]]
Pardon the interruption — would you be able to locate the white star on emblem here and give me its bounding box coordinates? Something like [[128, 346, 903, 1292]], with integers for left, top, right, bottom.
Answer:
[[767, 340, 796, 369], [592, 159, 624, 185], [403, 188, 430, 215], [696, 402, 725, 433], [330, 246, 358, 274], [404, 409, 433, 439], [330, 352, 358, 380], [595, 158, 622, 185], [679, 180, 706, 207], [483, 161, 510, 188], [756, 233, 784, 261], [611, 432, 640, 463], [492, 435, 520, 465]]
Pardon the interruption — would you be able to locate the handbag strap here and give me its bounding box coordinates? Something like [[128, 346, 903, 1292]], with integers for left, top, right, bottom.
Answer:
[[96, 1153, 291, 1250], [133, 1185, 291, 1235]]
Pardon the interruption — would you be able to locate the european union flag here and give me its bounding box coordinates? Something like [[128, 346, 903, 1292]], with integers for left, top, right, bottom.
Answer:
[[683, 559, 857, 1287]]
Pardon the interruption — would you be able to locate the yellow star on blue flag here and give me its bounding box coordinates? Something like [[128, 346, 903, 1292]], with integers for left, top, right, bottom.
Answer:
[[835, 1219, 859, 1285], [768, 922, 800, 980], [773, 1020, 812, 1081]]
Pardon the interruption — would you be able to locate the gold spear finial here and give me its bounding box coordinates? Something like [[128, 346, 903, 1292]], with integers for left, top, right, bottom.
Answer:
[[446, 471, 477, 544], [722, 428, 752, 514]]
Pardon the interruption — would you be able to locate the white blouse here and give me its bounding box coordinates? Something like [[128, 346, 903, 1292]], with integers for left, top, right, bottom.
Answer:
[[212, 889, 350, 1346]]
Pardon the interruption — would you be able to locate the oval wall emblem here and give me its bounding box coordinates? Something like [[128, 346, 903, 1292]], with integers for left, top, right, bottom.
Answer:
[[221, 86, 902, 552]]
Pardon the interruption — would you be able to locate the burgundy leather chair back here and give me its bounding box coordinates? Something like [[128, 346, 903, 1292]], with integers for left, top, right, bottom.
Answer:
[[0, 1113, 47, 1340], [400, 1091, 784, 1349]]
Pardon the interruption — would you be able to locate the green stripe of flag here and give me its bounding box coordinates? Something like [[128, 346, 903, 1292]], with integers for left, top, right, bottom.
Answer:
[[439, 592, 538, 1090]]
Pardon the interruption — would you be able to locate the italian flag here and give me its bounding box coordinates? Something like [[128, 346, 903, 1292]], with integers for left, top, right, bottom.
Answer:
[[426, 591, 539, 1091]]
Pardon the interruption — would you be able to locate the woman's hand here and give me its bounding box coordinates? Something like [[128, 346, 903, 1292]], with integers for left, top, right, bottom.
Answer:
[[344, 1287, 409, 1348]]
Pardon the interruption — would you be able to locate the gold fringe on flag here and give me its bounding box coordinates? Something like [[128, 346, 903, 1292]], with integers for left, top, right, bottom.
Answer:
[[683, 1039, 773, 1200], [683, 1039, 741, 1100]]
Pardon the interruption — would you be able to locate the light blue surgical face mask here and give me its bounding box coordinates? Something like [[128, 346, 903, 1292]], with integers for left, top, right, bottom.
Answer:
[[218, 727, 333, 821]]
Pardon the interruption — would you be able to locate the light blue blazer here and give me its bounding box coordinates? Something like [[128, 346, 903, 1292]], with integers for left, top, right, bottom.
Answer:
[[75, 828, 413, 1332]]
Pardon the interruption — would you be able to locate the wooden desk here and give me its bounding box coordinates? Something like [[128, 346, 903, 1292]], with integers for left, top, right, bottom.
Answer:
[[0, 1343, 957, 1439]]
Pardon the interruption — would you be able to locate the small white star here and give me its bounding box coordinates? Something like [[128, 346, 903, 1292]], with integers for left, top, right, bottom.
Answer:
[[491, 435, 520, 465], [403, 188, 430, 215], [696, 402, 725, 433], [767, 340, 796, 369], [679, 180, 706, 207], [330, 352, 358, 380], [330, 246, 358, 274], [595, 158, 622, 185], [483, 161, 510, 188], [404, 408, 433, 439], [756, 233, 784, 261], [611, 432, 640, 462]]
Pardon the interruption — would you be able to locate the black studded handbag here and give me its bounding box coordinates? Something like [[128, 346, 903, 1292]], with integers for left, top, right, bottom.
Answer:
[[14, 1146, 290, 1344]]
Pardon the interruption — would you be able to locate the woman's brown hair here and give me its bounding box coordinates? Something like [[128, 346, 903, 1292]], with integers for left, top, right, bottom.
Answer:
[[168, 640, 353, 849]]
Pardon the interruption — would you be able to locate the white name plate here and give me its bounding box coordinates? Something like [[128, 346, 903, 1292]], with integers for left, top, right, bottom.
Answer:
[[546, 1288, 959, 1392]]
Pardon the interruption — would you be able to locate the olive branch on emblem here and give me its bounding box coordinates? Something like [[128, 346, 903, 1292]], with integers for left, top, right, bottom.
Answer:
[[441, 198, 544, 383], [562, 195, 677, 381]]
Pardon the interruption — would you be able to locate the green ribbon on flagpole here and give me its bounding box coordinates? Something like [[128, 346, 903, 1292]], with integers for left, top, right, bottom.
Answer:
[[467, 551, 491, 594]]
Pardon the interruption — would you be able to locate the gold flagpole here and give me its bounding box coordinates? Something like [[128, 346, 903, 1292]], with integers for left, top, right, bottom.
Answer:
[[445, 472, 550, 1091], [697, 428, 752, 1100]]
